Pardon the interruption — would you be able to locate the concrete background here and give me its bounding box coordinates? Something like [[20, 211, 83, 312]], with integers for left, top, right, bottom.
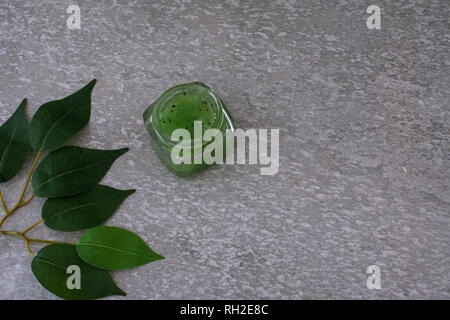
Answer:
[[0, 0, 448, 299]]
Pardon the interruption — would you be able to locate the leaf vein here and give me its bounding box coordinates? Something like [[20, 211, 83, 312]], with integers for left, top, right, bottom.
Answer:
[[78, 241, 150, 260], [0, 123, 18, 170], [46, 202, 97, 220], [35, 159, 110, 191], [40, 102, 78, 149], [35, 256, 111, 285]]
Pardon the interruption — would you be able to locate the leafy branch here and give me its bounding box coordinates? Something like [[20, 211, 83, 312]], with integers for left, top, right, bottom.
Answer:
[[0, 80, 163, 299], [0, 150, 40, 230], [1, 219, 77, 256]]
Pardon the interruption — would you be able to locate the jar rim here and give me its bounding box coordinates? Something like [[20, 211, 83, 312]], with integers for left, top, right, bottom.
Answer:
[[150, 82, 225, 147]]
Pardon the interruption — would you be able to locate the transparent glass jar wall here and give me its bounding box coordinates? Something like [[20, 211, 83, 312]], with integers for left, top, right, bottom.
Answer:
[[143, 82, 235, 175]]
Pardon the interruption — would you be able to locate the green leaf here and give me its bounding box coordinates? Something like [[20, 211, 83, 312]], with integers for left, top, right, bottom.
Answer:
[[77, 226, 164, 270], [0, 99, 30, 183], [29, 79, 96, 151], [42, 185, 136, 232], [32, 146, 128, 198], [31, 243, 126, 300]]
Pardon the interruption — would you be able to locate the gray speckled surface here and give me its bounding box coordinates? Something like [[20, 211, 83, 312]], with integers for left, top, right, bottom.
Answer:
[[0, 0, 448, 299]]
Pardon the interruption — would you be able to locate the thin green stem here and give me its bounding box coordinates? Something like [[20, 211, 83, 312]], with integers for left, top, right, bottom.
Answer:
[[0, 215, 8, 230], [0, 151, 41, 230], [16, 150, 41, 205], [25, 237, 34, 256], [1, 229, 78, 256], [23, 218, 43, 235], [16, 194, 35, 210], [0, 230, 21, 236], [27, 238, 78, 245], [0, 189, 8, 213]]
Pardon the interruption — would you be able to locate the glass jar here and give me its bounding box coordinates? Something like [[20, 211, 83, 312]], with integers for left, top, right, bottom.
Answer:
[[143, 82, 235, 175]]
